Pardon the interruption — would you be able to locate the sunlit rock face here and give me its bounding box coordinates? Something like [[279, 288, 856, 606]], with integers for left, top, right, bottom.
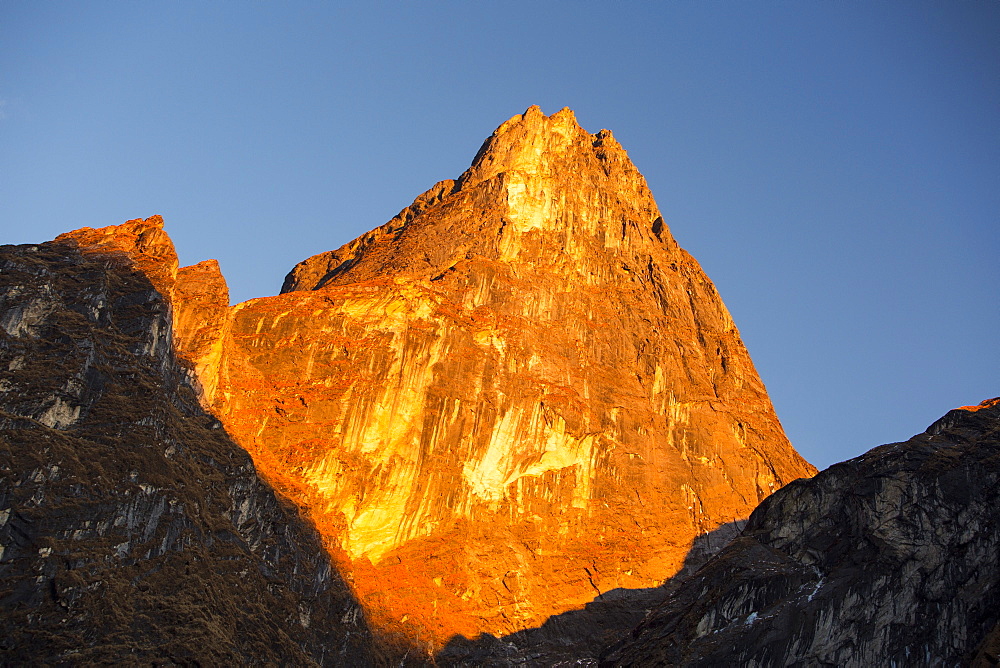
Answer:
[[202, 106, 816, 648], [173, 259, 229, 403]]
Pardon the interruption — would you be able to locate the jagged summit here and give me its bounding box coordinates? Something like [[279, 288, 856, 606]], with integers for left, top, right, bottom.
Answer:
[[55, 216, 178, 299], [282, 105, 667, 293], [461, 105, 629, 185]]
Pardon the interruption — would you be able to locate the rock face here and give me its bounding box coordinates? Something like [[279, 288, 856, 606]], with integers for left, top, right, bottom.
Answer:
[[437, 520, 747, 666], [202, 105, 815, 649], [604, 398, 1000, 667], [173, 259, 230, 404], [0, 231, 375, 664]]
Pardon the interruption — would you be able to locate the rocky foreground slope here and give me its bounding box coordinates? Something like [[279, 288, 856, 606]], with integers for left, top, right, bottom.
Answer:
[[603, 397, 1000, 667], [0, 234, 375, 664]]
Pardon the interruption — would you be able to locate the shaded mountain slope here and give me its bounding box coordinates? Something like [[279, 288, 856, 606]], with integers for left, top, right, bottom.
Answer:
[[0, 235, 375, 665], [604, 398, 1000, 667]]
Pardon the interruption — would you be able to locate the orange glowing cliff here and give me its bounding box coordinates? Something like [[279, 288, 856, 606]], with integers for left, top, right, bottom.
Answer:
[[57, 106, 817, 652]]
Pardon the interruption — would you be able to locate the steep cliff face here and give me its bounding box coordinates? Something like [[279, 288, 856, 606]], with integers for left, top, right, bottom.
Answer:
[[0, 234, 375, 664], [604, 398, 1000, 667], [173, 259, 230, 404], [203, 106, 816, 648]]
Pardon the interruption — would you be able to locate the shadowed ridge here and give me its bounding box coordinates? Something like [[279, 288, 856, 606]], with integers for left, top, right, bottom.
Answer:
[[0, 228, 379, 664], [54, 216, 233, 408], [926, 396, 1000, 436], [601, 399, 1000, 666]]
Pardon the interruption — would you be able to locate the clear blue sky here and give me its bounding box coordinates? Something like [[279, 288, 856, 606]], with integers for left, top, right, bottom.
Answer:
[[2, 2, 997, 470]]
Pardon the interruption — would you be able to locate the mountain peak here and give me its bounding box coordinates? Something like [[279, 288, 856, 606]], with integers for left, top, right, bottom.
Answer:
[[463, 105, 617, 187], [55, 215, 177, 298], [33, 108, 815, 651], [494, 105, 579, 135], [212, 109, 817, 646], [283, 107, 662, 292]]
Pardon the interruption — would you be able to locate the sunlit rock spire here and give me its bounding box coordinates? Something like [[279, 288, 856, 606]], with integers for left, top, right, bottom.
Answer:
[[206, 106, 817, 649], [63, 107, 816, 653]]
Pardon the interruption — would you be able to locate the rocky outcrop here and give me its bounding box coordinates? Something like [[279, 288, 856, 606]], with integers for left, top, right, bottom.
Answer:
[[603, 398, 1000, 667], [203, 105, 816, 649], [173, 259, 230, 403], [55, 215, 179, 300], [0, 238, 375, 664]]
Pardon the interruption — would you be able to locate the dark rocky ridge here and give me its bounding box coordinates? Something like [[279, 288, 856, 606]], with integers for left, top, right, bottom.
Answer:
[[0, 240, 376, 665], [603, 398, 1000, 667]]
